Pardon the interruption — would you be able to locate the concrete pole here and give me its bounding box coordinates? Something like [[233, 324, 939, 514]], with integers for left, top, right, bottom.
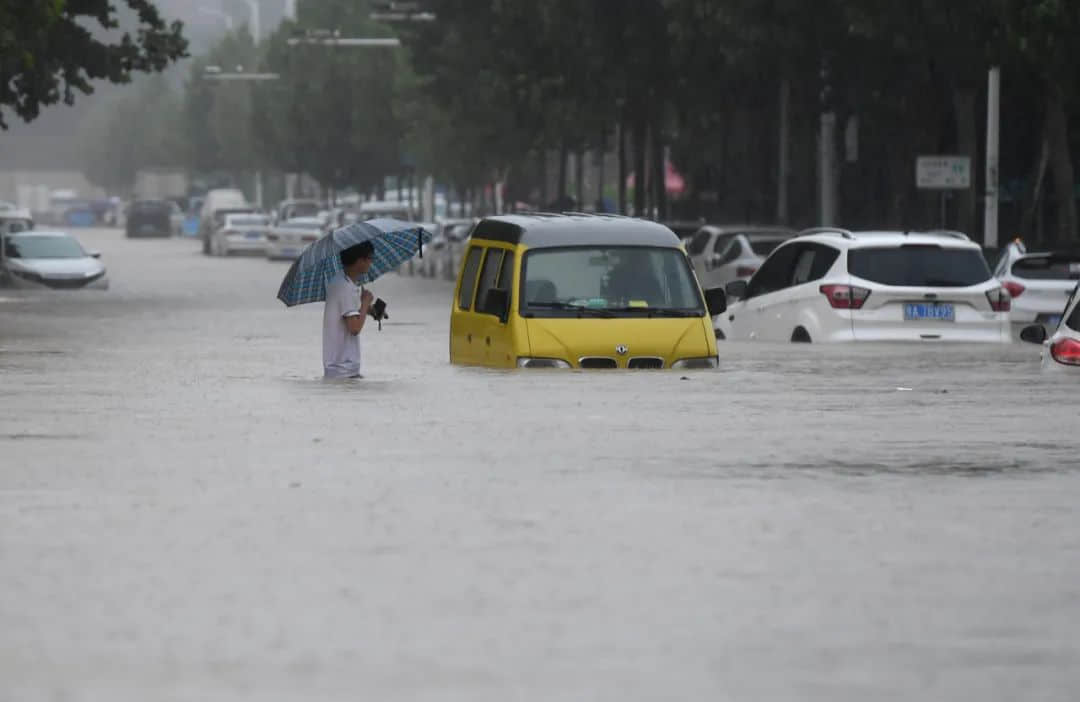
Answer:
[[243, 0, 261, 43], [984, 67, 1001, 248]]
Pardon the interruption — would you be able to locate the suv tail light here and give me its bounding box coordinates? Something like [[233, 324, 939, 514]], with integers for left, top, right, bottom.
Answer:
[[1002, 281, 1025, 298], [820, 284, 871, 309], [735, 265, 758, 278], [985, 287, 1011, 312], [1050, 338, 1080, 366]]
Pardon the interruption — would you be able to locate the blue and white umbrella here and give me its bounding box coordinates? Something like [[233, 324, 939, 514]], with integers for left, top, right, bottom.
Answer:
[[276, 218, 433, 307]]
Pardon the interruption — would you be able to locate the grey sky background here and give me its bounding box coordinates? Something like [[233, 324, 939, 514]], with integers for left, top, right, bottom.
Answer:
[[0, 0, 289, 168]]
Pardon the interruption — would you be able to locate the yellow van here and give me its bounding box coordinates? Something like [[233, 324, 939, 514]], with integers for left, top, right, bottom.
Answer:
[[450, 214, 728, 369]]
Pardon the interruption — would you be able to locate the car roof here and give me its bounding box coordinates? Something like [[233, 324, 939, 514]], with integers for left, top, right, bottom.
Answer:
[[700, 225, 795, 237], [9, 230, 71, 238], [794, 229, 980, 249], [472, 213, 681, 249]]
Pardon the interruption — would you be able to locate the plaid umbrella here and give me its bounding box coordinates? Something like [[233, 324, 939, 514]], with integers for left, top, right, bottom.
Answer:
[[276, 218, 433, 307]]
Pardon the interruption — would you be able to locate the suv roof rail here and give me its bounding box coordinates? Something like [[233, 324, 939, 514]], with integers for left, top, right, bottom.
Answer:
[[796, 227, 854, 240], [921, 229, 971, 241]]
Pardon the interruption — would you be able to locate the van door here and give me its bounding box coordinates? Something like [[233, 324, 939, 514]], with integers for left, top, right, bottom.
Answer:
[[475, 249, 517, 367], [450, 245, 485, 364]]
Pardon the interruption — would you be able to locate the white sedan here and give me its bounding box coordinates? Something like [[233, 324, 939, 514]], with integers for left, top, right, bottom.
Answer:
[[265, 217, 325, 261], [1, 230, 108, 290], [210, 213, 272, 256]]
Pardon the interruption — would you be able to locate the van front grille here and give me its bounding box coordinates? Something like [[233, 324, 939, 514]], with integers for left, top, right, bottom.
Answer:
[[579, 357, 617, 369], [628, 357, 664, 369]]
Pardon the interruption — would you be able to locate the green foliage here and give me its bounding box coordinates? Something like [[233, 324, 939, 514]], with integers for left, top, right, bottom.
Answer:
[[0, 0, 187, 128]]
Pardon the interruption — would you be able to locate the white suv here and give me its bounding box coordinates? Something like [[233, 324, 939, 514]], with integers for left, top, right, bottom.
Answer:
[[715, 229, 1011, 343], [994, 241, 1080, 338]]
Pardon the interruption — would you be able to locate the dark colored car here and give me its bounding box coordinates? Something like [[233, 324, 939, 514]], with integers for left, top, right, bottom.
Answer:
[[126, 200, 174, 238]]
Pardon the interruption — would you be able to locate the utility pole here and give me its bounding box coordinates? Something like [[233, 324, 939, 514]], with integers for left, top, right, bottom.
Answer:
[[818, 60, 838, 226], [984, 67, 1001, 248]]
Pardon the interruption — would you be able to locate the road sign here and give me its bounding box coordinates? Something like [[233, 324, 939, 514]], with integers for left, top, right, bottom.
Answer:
[[917, 156, 972, 190]]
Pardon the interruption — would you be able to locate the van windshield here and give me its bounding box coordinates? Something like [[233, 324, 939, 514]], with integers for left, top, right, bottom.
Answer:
[[522, 246, 704, 316]]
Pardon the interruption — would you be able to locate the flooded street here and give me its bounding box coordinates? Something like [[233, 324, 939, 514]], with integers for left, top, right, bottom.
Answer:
[[2, 228, 1078, 701]]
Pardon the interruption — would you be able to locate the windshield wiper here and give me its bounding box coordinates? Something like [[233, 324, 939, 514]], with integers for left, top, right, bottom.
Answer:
[[606, 307, 701, 318], [526, 302, 616, 318]]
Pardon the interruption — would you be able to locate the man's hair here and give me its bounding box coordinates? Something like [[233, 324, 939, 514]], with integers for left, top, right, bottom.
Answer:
[[341, 241, 375, 267]]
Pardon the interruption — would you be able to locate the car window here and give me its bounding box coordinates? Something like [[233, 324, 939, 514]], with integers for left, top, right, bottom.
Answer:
[[687, 230, 710, 256], [712, 234, 734, 255], [746, 243, 801, 298], [1011, 255, 1080, 281], [457, 247, 484, 310], [849, 245, 992, 287], [475, 248, 505, 313]]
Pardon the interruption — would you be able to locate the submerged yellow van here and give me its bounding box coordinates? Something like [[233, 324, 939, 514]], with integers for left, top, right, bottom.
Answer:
[[450, 214, 728, 369]]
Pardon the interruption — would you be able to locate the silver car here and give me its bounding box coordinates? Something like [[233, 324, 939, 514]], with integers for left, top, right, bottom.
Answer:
[[1, 230, 108, 290], [687, 225, 795, 290]]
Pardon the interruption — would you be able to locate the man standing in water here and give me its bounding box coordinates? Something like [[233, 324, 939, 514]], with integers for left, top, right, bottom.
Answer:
[[323, 242, 375, 378]]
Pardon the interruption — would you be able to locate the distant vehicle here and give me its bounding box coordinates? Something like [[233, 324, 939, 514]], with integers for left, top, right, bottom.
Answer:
[[662, 219, 707, 245], [273, 199, 323, 225], [687, 225, 796, 290], [200, 189, 251, 254], [0, 208, 35, 234], [1018, 284, 1080, 372], [1, 230, 108, 290], [994, 240, 1080, 339], [265, 217, 325, 260], [357, 200, 414, 221], [450, 214, 727, 369], [210, 213, 272, 257], [716, 229, 1011, 343], [125, 200, 179, 238]]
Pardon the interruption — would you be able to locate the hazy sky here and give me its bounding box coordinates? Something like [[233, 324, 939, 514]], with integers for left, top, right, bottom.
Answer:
[[0, 0, 289, 167]]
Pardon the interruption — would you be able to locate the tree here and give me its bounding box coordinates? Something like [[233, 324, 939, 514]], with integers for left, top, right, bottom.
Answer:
[[0, 0, 187, 128]]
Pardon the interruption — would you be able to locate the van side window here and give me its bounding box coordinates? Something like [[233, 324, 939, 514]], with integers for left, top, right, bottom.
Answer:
[[475, 248, 505, 310], [497, 251, 515, 291], [457, 247, 484, 310]]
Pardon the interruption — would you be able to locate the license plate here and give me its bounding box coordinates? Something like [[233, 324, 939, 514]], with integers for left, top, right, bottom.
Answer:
[[246, 231, 262, 239], [904, 302, 955, 322]]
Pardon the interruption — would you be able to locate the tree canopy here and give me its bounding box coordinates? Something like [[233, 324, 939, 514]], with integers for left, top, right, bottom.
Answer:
[[0, 0, 187, 129]]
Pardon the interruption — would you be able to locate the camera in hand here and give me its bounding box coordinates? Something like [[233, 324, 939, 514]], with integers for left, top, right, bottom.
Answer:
[[369, 298, 388, 330]]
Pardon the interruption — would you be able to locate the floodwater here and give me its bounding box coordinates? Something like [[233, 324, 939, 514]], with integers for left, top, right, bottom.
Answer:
[[1, 228, 1078, 701]]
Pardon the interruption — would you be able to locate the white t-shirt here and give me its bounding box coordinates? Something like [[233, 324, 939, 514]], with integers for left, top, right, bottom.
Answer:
[[323, 275, 362, 378]]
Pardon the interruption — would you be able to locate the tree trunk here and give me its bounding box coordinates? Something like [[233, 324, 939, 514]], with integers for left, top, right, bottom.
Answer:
[[652, 118, 667, 221], [1045, 88, 1078, 243], [952, 87, 978, 235], [617, 120, 627, 214], [575, 147, 585, 210], [633, 116, 647, 216], [557, 141, 569, 205]]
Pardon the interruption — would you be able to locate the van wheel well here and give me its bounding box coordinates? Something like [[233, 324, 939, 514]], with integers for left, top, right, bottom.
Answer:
[[791, 327, 812, 343]]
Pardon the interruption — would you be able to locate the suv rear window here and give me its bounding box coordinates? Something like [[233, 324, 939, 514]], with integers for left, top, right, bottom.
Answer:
[[848, 245, 992, 287], [1012, 255, 1080, 281]]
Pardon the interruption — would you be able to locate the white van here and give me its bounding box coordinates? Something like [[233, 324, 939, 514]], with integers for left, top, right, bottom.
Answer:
[[199, 189, 251, 254]]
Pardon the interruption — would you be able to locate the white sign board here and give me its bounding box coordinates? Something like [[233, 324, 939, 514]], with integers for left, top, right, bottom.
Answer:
[[917, 156, 971, 190]]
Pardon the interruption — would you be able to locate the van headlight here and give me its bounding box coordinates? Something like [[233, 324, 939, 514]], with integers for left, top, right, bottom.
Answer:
[[516, 357, 571, 369], [671, 357, 718, 370]]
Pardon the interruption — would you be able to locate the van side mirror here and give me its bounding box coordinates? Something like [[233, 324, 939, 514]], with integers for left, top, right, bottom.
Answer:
[[725, 280, 748, 301], [1019, 324, 1048, 344], [703, 287, 727, 316], [481, 288, 510, 323]]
